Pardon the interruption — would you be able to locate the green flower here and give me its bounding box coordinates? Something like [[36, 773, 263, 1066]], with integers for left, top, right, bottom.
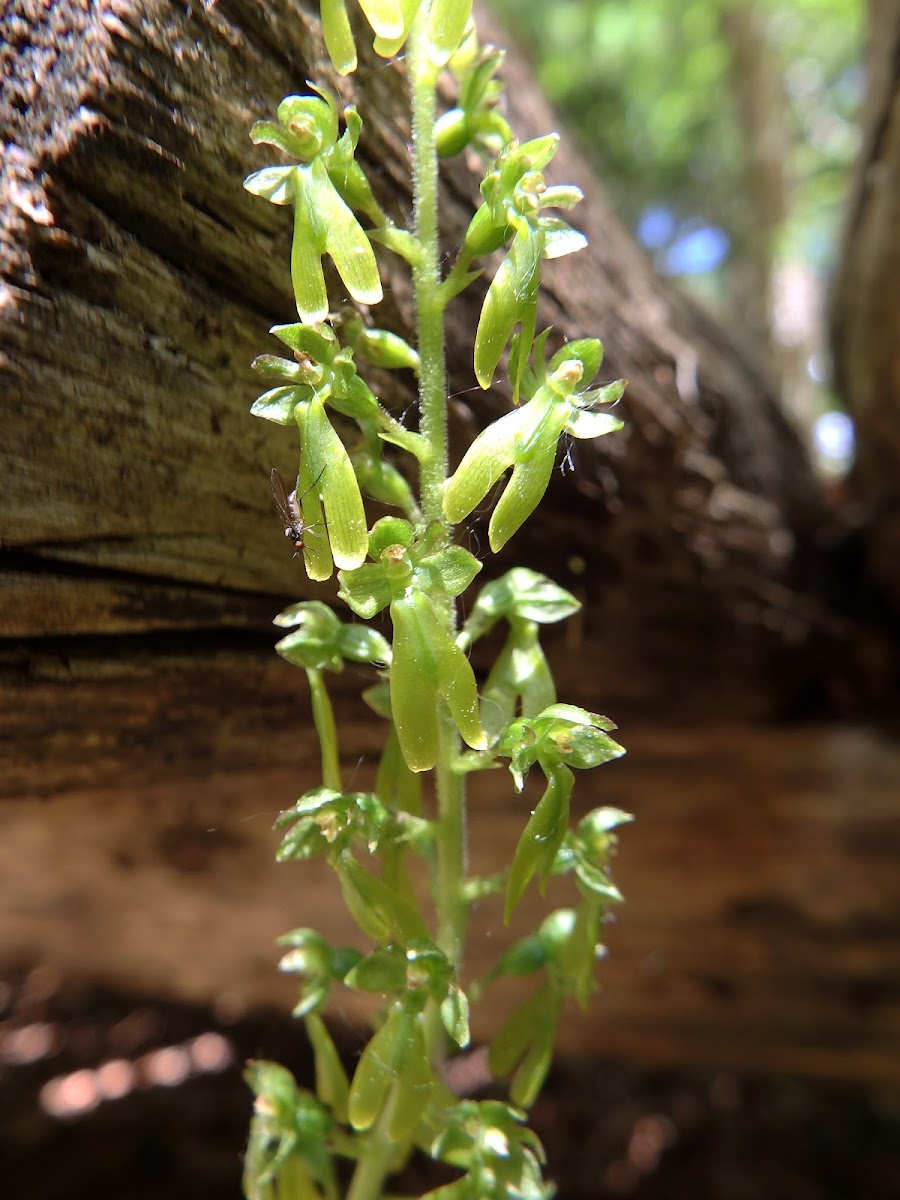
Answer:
[[435, 35, 512, 159], [497, 704, 625, 922], [251, 323, 381, 426], [320, 0, 473, 72], [443, 339, 625, 551], [244, 89, 383, 323], [291, 396, 369, 580], [339, 523, 485, 771], [455, 135, 588, 393], [274, 601, 391, 672]]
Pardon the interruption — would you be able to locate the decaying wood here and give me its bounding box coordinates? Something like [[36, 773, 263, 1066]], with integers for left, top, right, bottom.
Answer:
[[1, 0, 898, 1087], [1, 0, 827, 712], [2, 724, 899, 1083]]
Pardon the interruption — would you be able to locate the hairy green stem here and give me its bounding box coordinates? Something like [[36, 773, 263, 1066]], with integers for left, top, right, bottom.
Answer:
[[411, 17, 469, 1089], [410, 19, 447, 526], [408, 7, 468, 982], [346, 14, 469, 1199]]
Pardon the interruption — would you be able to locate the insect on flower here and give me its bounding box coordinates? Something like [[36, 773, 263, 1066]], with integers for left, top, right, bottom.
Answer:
[[270, 466, 325, 555]]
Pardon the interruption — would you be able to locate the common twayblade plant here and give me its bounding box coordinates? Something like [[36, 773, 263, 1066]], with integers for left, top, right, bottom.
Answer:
[[242, 4, 631, 1197]]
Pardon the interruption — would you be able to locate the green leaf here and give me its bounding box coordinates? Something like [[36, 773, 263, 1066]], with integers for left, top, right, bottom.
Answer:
[[416, 543, 483, 597], [481, 624, 556, 745], [388, 1013, 434, 1140], [337, 624, 392, 666], [348, 1006, 405, 1131], [344, 946, 408, 994], [291, 405, 333, 582], [272, 322, 339, 359], [368, 223, 423, 265], [539, 219, 588, 260], [487, 436, 556, 553], [368, 515, 415, 559], [388, 597, 440, 772], [460, 570, 580, 649], [443, 398, 540, 526], [353, 326, 420, 373], [548, 337, 603, 382], [538, 184, 583, 209], [347, 1003, 432, 1138], [573, 859, 623, 903]]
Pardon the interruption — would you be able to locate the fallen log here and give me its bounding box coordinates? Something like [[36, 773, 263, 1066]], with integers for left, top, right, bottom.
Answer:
[[2, 0, 898, 1087]]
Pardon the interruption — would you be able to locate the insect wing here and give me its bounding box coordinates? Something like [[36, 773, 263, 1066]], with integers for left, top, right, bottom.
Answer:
[[270, 467, 296, 525]]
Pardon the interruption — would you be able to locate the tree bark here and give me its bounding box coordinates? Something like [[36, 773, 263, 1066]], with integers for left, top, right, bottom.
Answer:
[[1, 0, 899, 1084]]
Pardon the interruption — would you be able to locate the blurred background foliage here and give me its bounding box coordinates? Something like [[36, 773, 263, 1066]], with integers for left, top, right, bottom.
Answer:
[[487, 0, 864, 473]]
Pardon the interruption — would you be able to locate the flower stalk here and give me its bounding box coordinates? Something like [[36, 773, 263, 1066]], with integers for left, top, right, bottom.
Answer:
[[240, 3, 631, 1197]]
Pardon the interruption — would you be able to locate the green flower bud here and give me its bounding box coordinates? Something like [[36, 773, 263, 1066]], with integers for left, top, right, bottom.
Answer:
[[248, 120, 309, 161], [353, 325, 420, 373], [460, 200, 514, 259], [435, 106, 471, 158], [250, 385, 305, 425], [351, 447, 417, 514]]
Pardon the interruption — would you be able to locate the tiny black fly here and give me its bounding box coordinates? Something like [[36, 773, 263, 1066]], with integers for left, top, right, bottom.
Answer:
[[270, 467, 324, 556]]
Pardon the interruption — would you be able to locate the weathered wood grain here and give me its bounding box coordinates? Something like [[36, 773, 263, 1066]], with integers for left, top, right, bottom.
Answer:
[[2, 724, 899, 1083], [1, 0, 898, 1089]]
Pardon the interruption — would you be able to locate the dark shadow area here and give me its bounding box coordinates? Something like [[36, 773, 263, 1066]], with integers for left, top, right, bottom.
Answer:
[[3, 969, 900, 1200]]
